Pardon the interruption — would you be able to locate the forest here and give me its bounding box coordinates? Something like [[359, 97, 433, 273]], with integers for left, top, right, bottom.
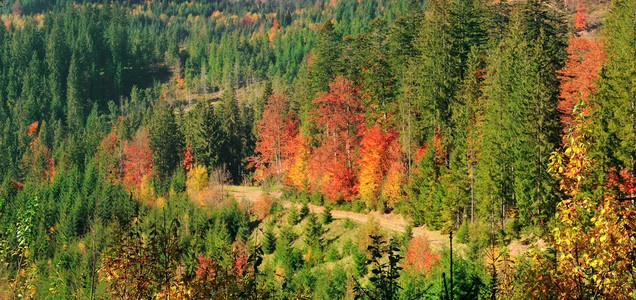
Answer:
[[0, 0, 635, 298]]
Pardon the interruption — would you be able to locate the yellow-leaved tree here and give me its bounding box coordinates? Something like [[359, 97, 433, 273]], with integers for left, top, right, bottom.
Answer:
[[511, 105, 636, 299]]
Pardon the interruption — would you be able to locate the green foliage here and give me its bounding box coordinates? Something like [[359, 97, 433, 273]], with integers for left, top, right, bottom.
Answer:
[[590, 0, 636, 174], [310, 193, 324, 206], [321, 206, 333, 225], [353, 247, 368, 277], [183, 101, 224, 170], [344, 218, 356, 230], [287, 206, 300, 225], [425, 249, 485, 299], [219, 87, 244, 184], [274, 226, 303, 276], [354, 236, 405, 300], [401, 224, 413, 249], [262, 227, 276, 255], [304, 213, 324, 248], [1, 0, 632, 297], [300, 202, 310, 220], [325, 245, 341, 262], [148, 102, 184, 184], [313, 265, 348, 299]]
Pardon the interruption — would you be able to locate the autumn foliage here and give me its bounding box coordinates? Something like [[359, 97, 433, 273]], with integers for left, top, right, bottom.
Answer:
[[22, 121, 56, 183], [250, 77, 407, 206], [248, 93, 298, 182], [403, 235, 439, 274], [252, 193, 273, 221], [357, 124, 402, 209], [308, 77, 364, 202], [123, 129, 154, 191], [516, 109, 636, 298], [557, 37, 604, 129]]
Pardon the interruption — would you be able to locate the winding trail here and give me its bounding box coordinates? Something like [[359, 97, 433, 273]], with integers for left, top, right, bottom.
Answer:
[[226, 186, 455, 251]]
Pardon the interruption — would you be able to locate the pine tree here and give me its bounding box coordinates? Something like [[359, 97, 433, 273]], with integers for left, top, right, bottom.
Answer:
[[263, 227, 276, 254], [45, 16, 69, 121], [148, 102, 184, 183], [310, 21, 341, 93], [300, 202, 310, 220], [66, 53, 85, 130], [303, 213, 323, 248], [321, 206, 333, 225], [590, 0, 636, 175], [479, 1, 566, 226], [449, 48, 485, 225], [184, 101, 224, 170], [219, 86, 243, 184]]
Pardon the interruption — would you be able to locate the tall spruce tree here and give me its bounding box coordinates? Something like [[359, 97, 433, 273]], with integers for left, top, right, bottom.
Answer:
[[479, 0, 566, 227], [310, 21, 341, 93], [148, 102, 183, 182], [591, 0, 636, 176], [184, 101, 225, 170], [219, 85, 243, 184]]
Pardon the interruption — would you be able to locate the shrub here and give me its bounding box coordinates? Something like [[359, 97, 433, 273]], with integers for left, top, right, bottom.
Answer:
[[343, 218, 356, 230], [401, 224, 413, 248], [186, 164, 210, 206], [357, 217, 382, 253], [253, 193, 272, 221], [403, 235, 440, 274], [456, 221, 470, 243], [314, 266, 347, 299], [186, 164, 209, 192], [342, 238, 355, 256], [426, 249, 485, 299], [352, 200, 365, 213], [310, 193, 323, 206]]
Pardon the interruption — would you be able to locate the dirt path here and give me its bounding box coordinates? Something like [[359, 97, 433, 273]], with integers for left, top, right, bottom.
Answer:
[[227, 186, 455, 250]]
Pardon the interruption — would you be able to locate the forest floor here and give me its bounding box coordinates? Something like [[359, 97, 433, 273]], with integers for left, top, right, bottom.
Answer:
[[226, 185, 460, 252]]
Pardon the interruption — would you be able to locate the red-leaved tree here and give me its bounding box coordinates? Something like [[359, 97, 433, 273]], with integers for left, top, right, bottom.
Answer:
[[248, 93, 298, 182], [557, 37, 604, 130], [404, 235, 439, 274], [123, 129, 154, 190], [308, 77, 365, 202]]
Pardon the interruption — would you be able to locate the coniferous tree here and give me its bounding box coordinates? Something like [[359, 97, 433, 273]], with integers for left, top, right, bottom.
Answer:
[[219, 85, 243, 184], [184, 101, 224, 170], [66, 53, 85, 130], [590, 0, 636, 176], [479, 0, 566, 226], [263, 226, 276, 255], [310, 21, 341, 93], [45, 16, 70, 121], [148, 102, 184, 183], [449, 48, 485, 225]]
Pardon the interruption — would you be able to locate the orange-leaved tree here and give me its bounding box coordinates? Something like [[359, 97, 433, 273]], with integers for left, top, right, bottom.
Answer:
[[285, 132, 309, 191], [357, 123, 403, 209], [248, 93, 298, 182], [122, 129, 154, 191], [358, 123, 387, 208], [557, 37, 604, 130], [308, 76, 365, 202], [403, 235, 439, 274]]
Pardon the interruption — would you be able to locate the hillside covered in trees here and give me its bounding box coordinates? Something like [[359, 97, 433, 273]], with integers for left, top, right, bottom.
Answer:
[[1, 0, 635, 298]]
